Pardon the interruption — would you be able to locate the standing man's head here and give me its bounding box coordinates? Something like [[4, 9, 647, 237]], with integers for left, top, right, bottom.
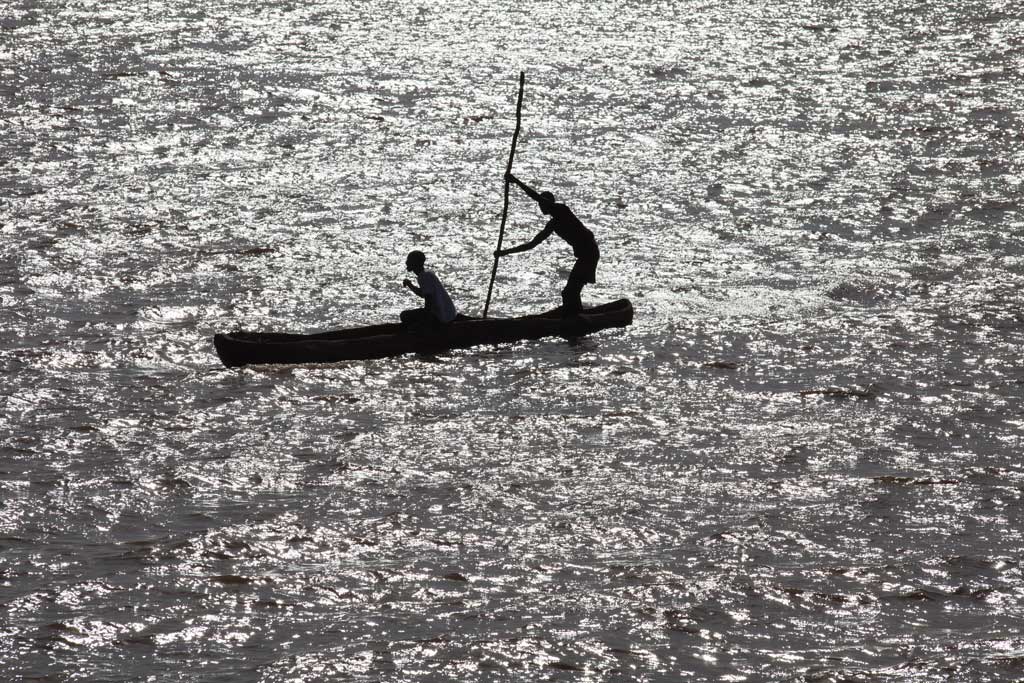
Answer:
[[538, 191, 556, 215], [405, 250, 426, 273]]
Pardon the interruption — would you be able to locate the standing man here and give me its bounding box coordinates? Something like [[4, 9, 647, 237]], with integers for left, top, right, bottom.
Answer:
[[401, 250, 457, 327], [495, 173, 600, 315]]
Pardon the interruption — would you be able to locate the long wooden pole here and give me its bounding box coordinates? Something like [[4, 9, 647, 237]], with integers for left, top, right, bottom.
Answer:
[[483, 71, 525, 319]]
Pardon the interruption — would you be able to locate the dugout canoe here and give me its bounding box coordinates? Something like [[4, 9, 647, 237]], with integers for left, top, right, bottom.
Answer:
[[213, 298, 633, 368]]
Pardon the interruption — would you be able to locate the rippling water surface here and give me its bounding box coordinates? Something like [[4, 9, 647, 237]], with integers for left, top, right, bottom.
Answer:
[[3, 1, 1024, 680]]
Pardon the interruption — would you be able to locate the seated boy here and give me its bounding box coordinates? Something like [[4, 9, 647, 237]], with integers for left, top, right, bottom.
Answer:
[[401, 250, 457, 328]]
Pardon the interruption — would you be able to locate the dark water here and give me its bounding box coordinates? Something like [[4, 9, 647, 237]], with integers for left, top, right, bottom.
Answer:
[[3, 1, 1024, 680]]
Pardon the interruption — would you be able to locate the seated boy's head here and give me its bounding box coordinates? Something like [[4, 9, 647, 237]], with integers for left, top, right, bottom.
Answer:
[[405, 250, 426, 272]]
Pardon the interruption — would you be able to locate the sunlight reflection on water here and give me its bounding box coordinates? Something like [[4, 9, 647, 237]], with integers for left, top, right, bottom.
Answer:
[[3, 0, 1024, 680]]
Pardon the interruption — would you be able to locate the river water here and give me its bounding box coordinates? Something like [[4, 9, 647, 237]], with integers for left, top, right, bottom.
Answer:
[[3, 1, 1024, 680]]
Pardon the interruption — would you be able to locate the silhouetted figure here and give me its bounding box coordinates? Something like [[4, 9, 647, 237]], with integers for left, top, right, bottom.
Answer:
[[495, 173, 599, 315], [401, 250, 457, 328]]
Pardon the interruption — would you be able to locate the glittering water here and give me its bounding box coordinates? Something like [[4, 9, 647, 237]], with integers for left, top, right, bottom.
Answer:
[[3, 1, 1024, 680]]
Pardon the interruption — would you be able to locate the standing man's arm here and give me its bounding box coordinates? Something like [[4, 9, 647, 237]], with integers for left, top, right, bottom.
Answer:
[[507, 172, 544, 203], [495, 223, 553, 257]]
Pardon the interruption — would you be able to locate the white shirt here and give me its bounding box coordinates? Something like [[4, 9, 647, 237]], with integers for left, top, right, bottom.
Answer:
[[417, 269, 457, 323]]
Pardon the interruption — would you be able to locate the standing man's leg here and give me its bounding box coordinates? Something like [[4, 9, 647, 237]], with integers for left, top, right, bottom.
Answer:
[[561, 263, 586, 315], [561, 250, 598, 315]]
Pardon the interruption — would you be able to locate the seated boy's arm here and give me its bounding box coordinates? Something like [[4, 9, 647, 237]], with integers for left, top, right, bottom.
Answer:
[[403, 279, 425, 297]]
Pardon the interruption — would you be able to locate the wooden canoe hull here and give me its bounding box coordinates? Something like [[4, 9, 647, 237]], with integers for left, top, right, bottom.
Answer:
[[213, 299, 633, 367]]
